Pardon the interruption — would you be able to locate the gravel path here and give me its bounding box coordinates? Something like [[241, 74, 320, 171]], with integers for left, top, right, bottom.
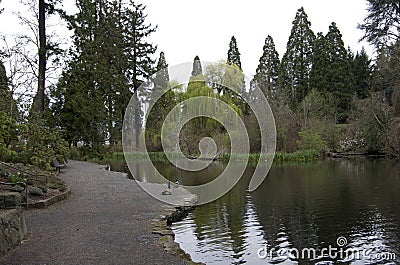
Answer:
[[0, 160, 186, 265]]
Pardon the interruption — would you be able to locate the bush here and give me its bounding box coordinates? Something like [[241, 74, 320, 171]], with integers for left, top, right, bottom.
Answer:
[[0, 111, 19, 162], [23, 116, 70, 170], [296, 130, 328, 154]]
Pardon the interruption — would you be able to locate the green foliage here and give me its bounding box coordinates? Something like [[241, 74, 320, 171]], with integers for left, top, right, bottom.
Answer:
[[24, 116, 69, 169], [278, 7, 315, 107], [221, 150, 319, 164], [352, 48, 372, 99], [227, 36, 242, 70], [145, 53, 176, 151], [297, 130, 328, 154], [353, 93, 392, 153], [54, 0, 156, 148], [252, 35, 280, 98], [0, 111, 19, 161], [310, 23, 355, 123], [359, 0, 400, 47]]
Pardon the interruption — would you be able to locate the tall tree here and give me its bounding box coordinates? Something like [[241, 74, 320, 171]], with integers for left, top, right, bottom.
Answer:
[[32, 0, 62, 113], [191, 55, 203, 77], [145, 52, 175, 151], [56, 0, 156, 148], [352, 48, 372, 99], [277, 7, 315, 107], [310, 23, 354, 123], [123, 2, 157, 149], [35, 0, 46, 113], [358, 0, 400, 47], [371, 42, 400, 103], [252, 35, 280, 98], [227, 36, 242, 70], [154, 51, 169, 88], [0, 60, 15, 116]]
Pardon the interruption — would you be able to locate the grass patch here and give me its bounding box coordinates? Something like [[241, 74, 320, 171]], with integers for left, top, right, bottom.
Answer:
[[93, 150, 319, 165], [221, 150, 319, 164]]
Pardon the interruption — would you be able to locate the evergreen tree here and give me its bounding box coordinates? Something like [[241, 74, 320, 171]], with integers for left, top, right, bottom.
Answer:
[[371, 41, 400, 104], [55, 0, 156, 147], [310, 22, 354, 123], [0, 60, 7, 92], [154, 52, 169, 88], [146, 52, 175, 151], [191, 55, 203, 77], [277, 7, 315, 107], [122, 2, 157, 148], [359, 0, 400, 47], [252, 35, 280, 98], [227, 36, 242, 70], [0, 60, 18, 119], [352, 48, 372, 99], [309, 33, 330, 94]]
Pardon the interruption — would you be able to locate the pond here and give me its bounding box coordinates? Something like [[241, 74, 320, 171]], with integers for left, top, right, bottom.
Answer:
[[111, 158, 400, 264]]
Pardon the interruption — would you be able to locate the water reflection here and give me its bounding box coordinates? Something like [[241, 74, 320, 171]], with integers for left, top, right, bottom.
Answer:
[[172, 159, 400, 265], [110, 158, 400, 264]]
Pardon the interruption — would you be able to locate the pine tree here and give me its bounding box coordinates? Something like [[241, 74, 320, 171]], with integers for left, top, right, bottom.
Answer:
[[352, 48, 372, 99], [359, 0, 400, 47], [191, 55, 203, 77], [277, 7, 315, 107], [0, 60, 18, 120], [227, 36, 242, 70], [310, 22, 354, 123], [0, 60, 7, 92], [252, 35, 280, 98], [146, 52, 175, 151], [154, 52, 169, 88], [122, 2, 157, 148], [371, 42, 400, 104], [55, 0, 156, 147], [310, 33, 329, 94]]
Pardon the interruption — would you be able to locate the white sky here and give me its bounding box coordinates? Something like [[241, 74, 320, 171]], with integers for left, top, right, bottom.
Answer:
[[0, 0, 374, 77]]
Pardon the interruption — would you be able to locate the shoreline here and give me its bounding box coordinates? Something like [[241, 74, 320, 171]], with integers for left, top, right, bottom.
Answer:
[[101, 163, 202, 265], [0, 161, 196, 264]]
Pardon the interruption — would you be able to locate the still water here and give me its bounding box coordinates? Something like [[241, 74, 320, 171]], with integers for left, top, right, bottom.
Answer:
[[112, 158, 400, 264]]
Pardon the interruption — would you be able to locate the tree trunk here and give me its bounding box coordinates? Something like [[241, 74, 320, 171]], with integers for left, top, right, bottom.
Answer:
[[36, 0, 46, 113]]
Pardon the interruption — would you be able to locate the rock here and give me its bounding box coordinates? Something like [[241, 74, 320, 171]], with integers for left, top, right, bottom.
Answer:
[[161, 189, 172, 195], [10, 185, 25, 193], [0, 192, 22, 209], [14, 163, 25, 169], [29, 186, 44, 196], [0, 209, 27, 256]]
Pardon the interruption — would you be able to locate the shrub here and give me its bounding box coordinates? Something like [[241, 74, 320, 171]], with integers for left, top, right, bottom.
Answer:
[[23, 116, 69, 170], [297, 130, 328, 154]]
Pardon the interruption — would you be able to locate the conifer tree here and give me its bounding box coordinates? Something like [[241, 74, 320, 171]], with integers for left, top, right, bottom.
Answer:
[[55, 0, 156, 147], [278, 7, 315, 107], [252, 35, 280, 98], [352, 48, 372, 99], [0, 60, 15, 116], [154, 52, 169, 89], [145, 52, 175, 151], [310, 23, 354, 123], [191, 55, 203, 77], [359, 0, 400, 47], [227, 36, 242, 70]]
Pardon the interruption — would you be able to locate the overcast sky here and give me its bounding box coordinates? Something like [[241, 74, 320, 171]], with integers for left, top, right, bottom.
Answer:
[[0, 0, 374, 77]]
